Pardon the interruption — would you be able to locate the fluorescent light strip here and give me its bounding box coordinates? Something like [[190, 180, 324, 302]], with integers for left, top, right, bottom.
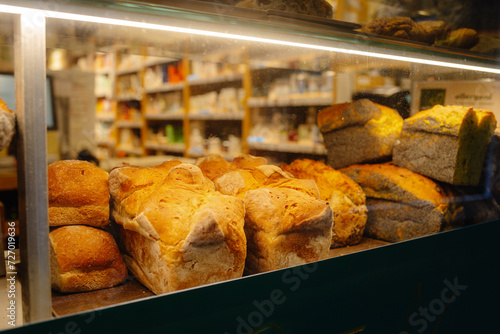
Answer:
[[2, 3, 500, 74]]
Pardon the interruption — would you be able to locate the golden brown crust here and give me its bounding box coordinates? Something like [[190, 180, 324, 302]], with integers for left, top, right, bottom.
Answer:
[[340, 163, 447, 208], [231, 154, 267, 169], [109, 162, 247, 294], [195, 154, 236, 181], [319, 100, 403, 169], [281, 159, 367, 247], [317, 100, 381, 134], [49, 225, 127, 293], [339, 163, 457, 242], [48, 160, 110, 226], [215, 164, 332, 273]]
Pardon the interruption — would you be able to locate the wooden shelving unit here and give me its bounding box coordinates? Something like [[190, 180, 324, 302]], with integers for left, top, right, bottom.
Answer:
[[90, 51, 337, 162]]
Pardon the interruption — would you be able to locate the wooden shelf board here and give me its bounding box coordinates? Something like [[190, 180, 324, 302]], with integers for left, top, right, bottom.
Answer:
[[50, 238, 389, 318]]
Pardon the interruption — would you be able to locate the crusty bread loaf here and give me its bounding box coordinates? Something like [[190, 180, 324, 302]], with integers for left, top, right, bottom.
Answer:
[[318, 99, 404, 169], [393, 105, 497, 186], [417, 20, 451, 43], [109, 161, 246, 294], [340, 163, 462, 242], [437, 28, 479, 49], [48, 160, 110, 227], [0, 98, 15, 151], [235, 0, 333, 18], [280, 159, 367, 248], [215, 165, 333, 274], [50, 225, 127, 293]]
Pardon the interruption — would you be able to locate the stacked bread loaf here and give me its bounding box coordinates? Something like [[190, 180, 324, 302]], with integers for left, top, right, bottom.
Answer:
[[48, 160, 127, 293], [317, 99, 404, 169], [280, 159, 368, 248], [108, 161, 247, 294], [196, 154, 333, 274], [317, 100, 497, 243]]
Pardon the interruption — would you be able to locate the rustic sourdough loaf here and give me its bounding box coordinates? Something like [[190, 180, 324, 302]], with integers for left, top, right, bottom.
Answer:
[[109, 161, 246, 294], [318, 99, 404, 169], [280, 159, 368, 248], [48, 160, 110, 227], [393, 105, 497, 186], [50, 225, 127, 293], [340, 163, 462, 242], [215, 164, 332, 274]]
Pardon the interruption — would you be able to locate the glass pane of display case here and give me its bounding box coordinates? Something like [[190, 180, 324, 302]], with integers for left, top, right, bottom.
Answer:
[[0, 0, 499, 332]]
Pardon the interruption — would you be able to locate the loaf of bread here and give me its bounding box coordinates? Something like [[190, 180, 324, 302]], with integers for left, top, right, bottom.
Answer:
[[48, 160, 110, 227], [362, 17, 434, 44], [0, 98, 15, 151], [340, 163, 461, 242], [393, 105, 497, 186], [50, 225, 127, 293], [215, 165, 332, 274], [437, 28, 479, 49], [109, 161, 247, 294], [417, 20, 451, 43], [235, 0, 333, 18], [280, 159, 367, 248], [318, 99, 404, 169]]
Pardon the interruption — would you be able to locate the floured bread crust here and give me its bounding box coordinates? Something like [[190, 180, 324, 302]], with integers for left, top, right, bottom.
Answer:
[[109, 161, 246, 294]]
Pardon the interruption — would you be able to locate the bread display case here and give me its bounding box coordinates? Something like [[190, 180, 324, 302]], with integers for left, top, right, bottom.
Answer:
[[1, 0, 500, 332]]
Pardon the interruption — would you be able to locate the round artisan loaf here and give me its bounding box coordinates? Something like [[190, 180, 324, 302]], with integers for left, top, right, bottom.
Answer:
[[0, 98, 15, 151], [48, 160, 110, 226], [281, 159, 368, 248], [50, 225, 127, 293]]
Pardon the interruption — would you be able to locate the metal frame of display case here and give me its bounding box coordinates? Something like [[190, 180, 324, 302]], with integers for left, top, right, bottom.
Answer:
[[1, 0, 499, 331]]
